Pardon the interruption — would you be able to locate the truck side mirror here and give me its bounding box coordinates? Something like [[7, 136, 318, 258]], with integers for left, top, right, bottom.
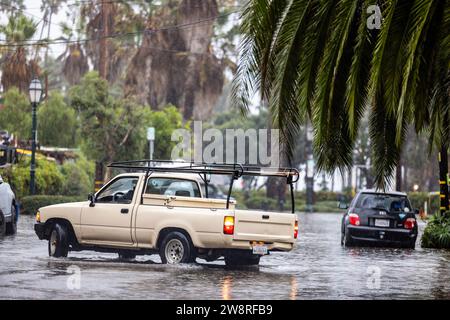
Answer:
[[338, 202, 349, 210], [88, 193, 95, 207]]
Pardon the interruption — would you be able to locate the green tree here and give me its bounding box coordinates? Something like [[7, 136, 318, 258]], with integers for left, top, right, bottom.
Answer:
[[148, 105, 190, 160], [233, 0, 449, 191], [0, 87, 31, 140], [69, 71, 153, 179], [38, 92, 78, 147], [59, 152, 95, 196], [0, 14, 39, 93]]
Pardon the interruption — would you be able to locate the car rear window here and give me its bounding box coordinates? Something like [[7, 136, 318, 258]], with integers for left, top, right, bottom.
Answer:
[[355, 193, 411, 212]]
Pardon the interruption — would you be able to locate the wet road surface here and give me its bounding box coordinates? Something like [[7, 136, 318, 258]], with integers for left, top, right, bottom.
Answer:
[[0, 213, 449, 299]]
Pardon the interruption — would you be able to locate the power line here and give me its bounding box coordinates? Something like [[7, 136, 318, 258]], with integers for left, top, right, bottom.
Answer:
[[0, 10, 241, 48]]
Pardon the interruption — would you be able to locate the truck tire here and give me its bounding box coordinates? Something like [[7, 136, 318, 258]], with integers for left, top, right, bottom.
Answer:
[[225, 252, 261, 267], [159, 231, 195, 264], [48, 223, 69, 258], [5, 204, 17, 235], [0, 211, 6, 236]]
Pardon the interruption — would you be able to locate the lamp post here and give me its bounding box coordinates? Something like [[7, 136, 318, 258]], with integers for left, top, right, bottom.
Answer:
[[29, 78, 43, 195]]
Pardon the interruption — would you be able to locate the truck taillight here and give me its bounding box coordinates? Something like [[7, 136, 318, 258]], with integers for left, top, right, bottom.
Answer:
[[348, 213, 360, 226], [294, 220, 299, 239], [223, 216, 234, 235], [404, 218, 415, 229]]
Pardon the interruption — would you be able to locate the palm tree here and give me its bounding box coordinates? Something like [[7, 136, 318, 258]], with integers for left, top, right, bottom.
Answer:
[[0, 14, 39, 93], [233, 0, 449, 207]]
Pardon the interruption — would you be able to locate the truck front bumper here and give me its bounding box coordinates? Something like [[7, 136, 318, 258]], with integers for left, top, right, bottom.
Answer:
[[34, 223, 46, 240]]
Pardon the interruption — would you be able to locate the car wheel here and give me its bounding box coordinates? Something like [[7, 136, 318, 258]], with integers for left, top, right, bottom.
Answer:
[[0, 211, 6, 236], [403, 239, 416, 249], [48, 223, 69, 258], [159, 231, 195, 264], [224, 252, 261, 267], [343, 228, 355, 247], [5, 204, 17, 235], [118, 252, 136, 260]]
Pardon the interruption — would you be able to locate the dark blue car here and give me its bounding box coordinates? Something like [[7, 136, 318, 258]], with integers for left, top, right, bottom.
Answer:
[[340, 190, 418, 249]]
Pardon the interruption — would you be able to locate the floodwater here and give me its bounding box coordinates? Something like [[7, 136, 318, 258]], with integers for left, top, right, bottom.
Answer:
[[0, 213, 449, 300]]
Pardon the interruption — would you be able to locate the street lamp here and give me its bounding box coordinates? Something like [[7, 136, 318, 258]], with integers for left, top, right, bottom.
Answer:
[[29, 78, 43, 195]]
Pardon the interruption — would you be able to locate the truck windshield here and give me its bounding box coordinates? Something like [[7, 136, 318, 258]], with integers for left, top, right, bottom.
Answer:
[[356, 193, 411, 212]]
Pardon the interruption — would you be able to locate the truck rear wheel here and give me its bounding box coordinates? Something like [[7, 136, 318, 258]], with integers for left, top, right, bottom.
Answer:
[[159, 231, 195, 264], [48, 223, 69, 258], [0, 211, 6, 236], [225, 251, 261, 267]]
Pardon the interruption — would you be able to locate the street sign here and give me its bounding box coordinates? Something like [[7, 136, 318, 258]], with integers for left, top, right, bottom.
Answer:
[[147, 127, 155, 141]]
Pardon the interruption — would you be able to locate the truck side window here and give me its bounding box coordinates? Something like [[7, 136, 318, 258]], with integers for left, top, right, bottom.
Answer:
[[96, 177, 139, 204], [146, 178, 201, 198]]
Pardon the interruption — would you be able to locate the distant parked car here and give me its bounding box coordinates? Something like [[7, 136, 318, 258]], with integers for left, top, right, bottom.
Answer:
[[0, 175, 18, 236], [339, 190, 418, 249]]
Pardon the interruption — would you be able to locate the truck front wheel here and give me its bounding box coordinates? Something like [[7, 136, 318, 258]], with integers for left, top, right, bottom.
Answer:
[[159, 231, 195, 264], [48, 223, 69, 258]]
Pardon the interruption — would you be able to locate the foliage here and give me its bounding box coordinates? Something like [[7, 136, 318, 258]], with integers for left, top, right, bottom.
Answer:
[[0, 87, 31, 140], [234, 0, 450, 189], [0, 13, 39, 92], [59, 152, 95, 196], [421, 213, 450, 249], [38, 92, 78, 147], [147, 105, 190, 160], [20, 195, 85, 216], [1, 156, 64, 198], [69, 71, 152, 165], [408, 192, 439, 213]]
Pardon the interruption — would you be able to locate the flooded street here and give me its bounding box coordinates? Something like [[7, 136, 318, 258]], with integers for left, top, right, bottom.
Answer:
[[0, 213, 449, 300]]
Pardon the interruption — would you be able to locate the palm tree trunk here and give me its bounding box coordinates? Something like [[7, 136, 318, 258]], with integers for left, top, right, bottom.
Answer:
[[395, 160, 402, 191], [438, 144, 449, 214]]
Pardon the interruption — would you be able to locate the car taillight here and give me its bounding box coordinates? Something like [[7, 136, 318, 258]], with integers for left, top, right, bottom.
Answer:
[[223, 216, 234, 235], [348, 213, 360, 226], [404, 218, 415, 229], [294, 220, 299, 239]]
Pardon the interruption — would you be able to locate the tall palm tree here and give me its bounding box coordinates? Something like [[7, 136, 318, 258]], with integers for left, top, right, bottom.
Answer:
[[233, 0, 449, 200], [0, 14, 40, 93]]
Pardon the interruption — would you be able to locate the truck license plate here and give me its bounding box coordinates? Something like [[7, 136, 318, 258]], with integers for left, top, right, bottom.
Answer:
[[375, 219, 390, 227], [252, 244, 268, 255]]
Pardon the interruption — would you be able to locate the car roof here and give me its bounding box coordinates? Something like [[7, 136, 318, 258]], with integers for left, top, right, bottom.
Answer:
[[358, 189, 408, 197]]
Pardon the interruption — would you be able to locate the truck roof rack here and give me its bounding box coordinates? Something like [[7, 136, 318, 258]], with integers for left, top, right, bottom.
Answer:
[[108, 160, 299, 213]]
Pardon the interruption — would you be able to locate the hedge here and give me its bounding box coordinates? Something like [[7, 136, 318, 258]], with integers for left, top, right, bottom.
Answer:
[[421, 213, 450, 248], [20, 195, 86, 215]]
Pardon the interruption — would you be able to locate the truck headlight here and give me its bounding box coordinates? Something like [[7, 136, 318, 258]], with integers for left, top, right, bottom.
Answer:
[[36, 211, 40, 223]]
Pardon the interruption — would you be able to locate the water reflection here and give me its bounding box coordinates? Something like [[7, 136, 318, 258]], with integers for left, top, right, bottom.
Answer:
[[221, 275, 233, 300]]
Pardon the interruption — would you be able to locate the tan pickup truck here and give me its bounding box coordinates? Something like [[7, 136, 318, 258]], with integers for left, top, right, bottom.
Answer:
[[34, 161, 299, 266]]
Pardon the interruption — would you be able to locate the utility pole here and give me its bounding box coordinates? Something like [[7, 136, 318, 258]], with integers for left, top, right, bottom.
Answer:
[[439, 145, 449, 214], [95, 0, 111, 189], [99, 0, 110, 80]]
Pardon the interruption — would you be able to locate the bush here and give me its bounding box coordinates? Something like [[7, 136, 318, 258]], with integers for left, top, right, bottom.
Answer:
[[407, 192, 439, 213], [421, 213, 450, 248], [245, 195, 279, 211], [20, 195, 86, 215], [59, 152, 94, 196], [1, 157, 64, 198]]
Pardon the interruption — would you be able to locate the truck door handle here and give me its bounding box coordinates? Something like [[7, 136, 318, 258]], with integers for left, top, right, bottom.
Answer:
[[121, 208, 129, 214], [262, 215, 270, 219]]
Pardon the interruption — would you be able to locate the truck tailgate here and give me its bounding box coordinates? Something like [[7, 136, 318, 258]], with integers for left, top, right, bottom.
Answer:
[[234, 210, 296, 242]]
